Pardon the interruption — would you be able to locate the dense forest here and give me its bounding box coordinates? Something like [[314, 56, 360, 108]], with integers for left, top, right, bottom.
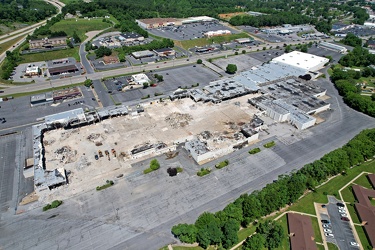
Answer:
[[171, 128, 375, 249], [0, 0, 57, 24]]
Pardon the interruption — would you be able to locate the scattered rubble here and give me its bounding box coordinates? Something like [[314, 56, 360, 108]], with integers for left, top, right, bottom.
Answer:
[[165, 112, 193, 129], [54, 146, 77, 163]]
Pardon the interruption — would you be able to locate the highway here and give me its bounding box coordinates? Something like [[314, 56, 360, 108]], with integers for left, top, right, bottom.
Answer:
[[0, 0, 65, 65]]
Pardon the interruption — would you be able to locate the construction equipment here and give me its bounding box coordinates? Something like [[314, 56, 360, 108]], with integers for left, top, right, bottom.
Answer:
[[111, 149, 116, 157], [104, 150, 110, 161], [98, 150, 103, 157]]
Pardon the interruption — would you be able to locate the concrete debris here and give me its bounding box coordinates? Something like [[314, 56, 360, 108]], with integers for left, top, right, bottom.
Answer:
[[165, 112, 193, 129], [43, 139, 56, 146], [75, 155, 91, 170], [87, 133, 101, 141], [54, 146, 77, 163]]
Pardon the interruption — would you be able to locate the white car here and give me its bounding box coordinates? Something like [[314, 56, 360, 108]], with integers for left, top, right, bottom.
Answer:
[[341, 213, 348, 217], [323, 224, 331, 229], [338, 209, 346, 213], [350, 242, 359, 247], [324, 229, 332, 233], [325, 233, 334, 238]]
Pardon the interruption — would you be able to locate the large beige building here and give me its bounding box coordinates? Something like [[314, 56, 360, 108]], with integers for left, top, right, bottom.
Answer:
[[29, 37, 67, 49]]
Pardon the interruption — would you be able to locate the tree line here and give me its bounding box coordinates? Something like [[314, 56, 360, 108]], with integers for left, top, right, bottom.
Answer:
[[0, 0, 56, 25], [171, 128, 375, 249]]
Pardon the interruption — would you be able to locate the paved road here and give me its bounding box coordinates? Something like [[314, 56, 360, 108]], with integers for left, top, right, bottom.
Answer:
[[92, 79, 114, 107], [0, 0, 64, 65], [1, 38, 334, 95]]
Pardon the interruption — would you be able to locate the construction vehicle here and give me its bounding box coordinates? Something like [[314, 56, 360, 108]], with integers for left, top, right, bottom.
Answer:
[[105, 150, 110, 161], [111, 149, 116, 157], [98, 150, 103, 157]]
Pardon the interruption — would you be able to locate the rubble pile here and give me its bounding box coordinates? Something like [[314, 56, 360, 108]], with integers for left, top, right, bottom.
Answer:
[[165, 112, 193, 129], [43, 138, 56, 146], [54, 146, 77, 163], [75, 155, 91, 170]]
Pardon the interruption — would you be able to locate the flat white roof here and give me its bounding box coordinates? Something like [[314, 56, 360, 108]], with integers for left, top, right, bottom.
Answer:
[[132, 73, 150, 83], [26, 66, 39, 73], [272, 51, 329, 71]]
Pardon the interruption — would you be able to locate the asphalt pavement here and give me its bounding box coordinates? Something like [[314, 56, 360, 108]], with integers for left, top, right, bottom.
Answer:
[[92, 79, 114, 107]]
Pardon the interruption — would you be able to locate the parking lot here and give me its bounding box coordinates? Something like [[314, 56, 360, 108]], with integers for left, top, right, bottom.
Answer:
[[320, 196, 358, 250], [336, 26, 375, 37], [111, 64, 220, 103], [247, 49, 285, 63], [213, 53, 264, 72], [103, 76, 129, 93], [147, 21, 240, 41], [308, 45, 345, 64], [0, 86, 97, 131]]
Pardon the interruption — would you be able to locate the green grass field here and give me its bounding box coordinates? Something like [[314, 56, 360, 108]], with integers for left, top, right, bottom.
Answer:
[[288, 161, 375, 215], [237, 226, 256, 242], [346, 204, 360, 224], [311, 217, 323, 243], [353, 174, 373, 189], [355, 225, 371, 249], [317, 244, 325, 250], [50, 19, 112, 41], [20, 47, 80, 63], [175, 33, 250, 49], [327, 242, 339, 250], [341, 186, 356, 203]]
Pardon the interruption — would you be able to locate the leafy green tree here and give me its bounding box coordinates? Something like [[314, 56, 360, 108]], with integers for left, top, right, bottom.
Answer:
[[197, 59, 203, 64], [341, 33, 362, 47], [95, 46, 112, 58], [84, 79, 93, 87], [226, 64, 237, 74], [72, 31, 81, 43], [285, 45, 292, 53], [222, 219, 239, 249], [150, 159, 160, 170], [171, 224, 197, 243], [223, 203, 243, 223], [242, 234, 265, 250]]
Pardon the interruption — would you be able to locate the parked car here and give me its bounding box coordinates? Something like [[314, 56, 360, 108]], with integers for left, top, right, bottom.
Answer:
[[338, 209, 346, 213], [324, 229, 332, 233], [321, 204, 327, 208], [94, 154, 99, 160], [350, 242, 359, 247], [340, 213, 348, 217], [341, 217, 350, 221], [323, 224, 331, 229], [325, 233, 334, 238], [321, 219, 330, 224], [337, 202, 345, 207]]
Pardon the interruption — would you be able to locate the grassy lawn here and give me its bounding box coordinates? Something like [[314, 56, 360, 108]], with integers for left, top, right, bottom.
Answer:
[[346, 204, 360, 224], [288, 161, 375, 215], [371, 199, 375, 206], [50, 19, 112, 41], [353, 174, 373, 189], [311, 217, 323, 243], [341, 186, 356, 203], [317, 244, 325, 250], [274, 214, 290, 250], [175, 33, 250, 49], [327, 242, 339, 250], [355, 225, 372, 249], [20, 47, 80, 63], [0, 35, 24, 55], [237, 226, 256, 242]]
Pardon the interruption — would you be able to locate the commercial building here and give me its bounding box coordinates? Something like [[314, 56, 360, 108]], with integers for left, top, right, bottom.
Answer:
[[352, 182, 375, 249], [25, 66, 40, 76], [120, 32, 145, 43], [272, 51, 329, 72], [131, 50, 155, 59], [153, 48, 175, 57], [235, 38, 253, 44], [130, 73, 151, 85], [136, 18, 181, 29], [30, 87, 82, 106], [287, 213, 317, 250], [30, 92, 53, 106], [102, 55, 119, 65], [29, 36, 67, 49], [136, 16, 216, 29], [318, 42, 347, 53], [204, 30, 231, 38], [48, 65, 79, 76], [249, 77, 330, 130]]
